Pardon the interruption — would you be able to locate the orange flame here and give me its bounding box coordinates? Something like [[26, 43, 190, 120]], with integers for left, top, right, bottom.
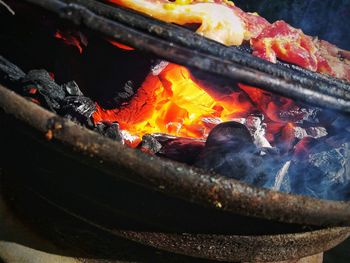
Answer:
[[108, 40, 135, 51], [54, 30, 86, 54], [93, 63, 252, 144]]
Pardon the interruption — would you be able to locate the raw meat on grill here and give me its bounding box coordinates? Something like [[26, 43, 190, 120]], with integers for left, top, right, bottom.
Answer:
[[107, 0, 350, 82]]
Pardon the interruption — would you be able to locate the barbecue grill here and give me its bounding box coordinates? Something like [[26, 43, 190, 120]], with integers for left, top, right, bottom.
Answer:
[[0, 0, 350, 262]]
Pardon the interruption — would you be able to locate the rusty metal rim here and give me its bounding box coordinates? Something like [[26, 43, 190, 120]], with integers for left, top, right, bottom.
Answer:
[[27, 186, 350, 262], [115, 228, 350, 262], [1, 83, 350, 227]]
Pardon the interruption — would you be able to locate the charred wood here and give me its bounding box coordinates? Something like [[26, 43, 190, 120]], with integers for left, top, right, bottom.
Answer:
[[138, 134, 162, 155], [0, 56, 25, 84], [196, 122, 263, 183], [21, 69, 65, 112], [63, 80, 83, 96], [195, 122, 289, 190], [154, 134, 205, 165], [94, 121, 123, 143], [59, 96, 96, 127], [0, 55, 125, 143]]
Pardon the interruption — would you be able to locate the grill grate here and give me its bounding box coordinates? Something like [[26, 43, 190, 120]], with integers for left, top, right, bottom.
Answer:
[[23, 0, 350, 113]]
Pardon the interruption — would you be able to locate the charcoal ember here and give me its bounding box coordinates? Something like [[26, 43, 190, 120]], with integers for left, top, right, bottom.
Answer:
[[265, 122, 285, 143], [326, 132, 350, 148], [331, 114, 350, 133], [279, 124, 306, 152], [231, 118, 247, 124], [266, 101, 308, 123], [298, 107, 321, 123], [59, 96, 96, 127], [245, 115, 271, 148], [259, 94, 320, 124], [288, 138, 350, 200], [201, 117, 222, 130], [279, 124, 328, 153], [260, 146, 280, 156], [138, 134, 162, 154], [306, 126, 328, 138], [293, 137, 319, 159], [325, 114, 350, 146], [117, 80, 135, 99], [154, 135, 205, 165], [94, 122, 123, 143], [149, 133, 177, 144], [195, 122, 280, 187], [21, 69, 65, 112], [151, 61, 169, 76], [0, 55, 25, 83], [55, 30, 88, 53], [158, 138, 205, 165], [103, 80, 135, 108], [62, 81, 83, 96], [204, 121, 254, 148], [120, 130, 140, 147]]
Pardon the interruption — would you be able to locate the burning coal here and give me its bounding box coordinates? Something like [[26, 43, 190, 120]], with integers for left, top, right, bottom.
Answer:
[[92, 63, 251, 143], [1, 13, 350, 202], [91, 57, 350, 201]]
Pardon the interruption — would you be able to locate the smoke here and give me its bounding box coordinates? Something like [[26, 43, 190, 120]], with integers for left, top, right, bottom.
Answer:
[[194, 108, 350, 201]]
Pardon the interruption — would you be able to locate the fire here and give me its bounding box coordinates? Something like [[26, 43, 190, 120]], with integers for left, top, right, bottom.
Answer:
[[54, 30, 87, 54], [108, 40, 135, 51], [93, 63, 252, 144]]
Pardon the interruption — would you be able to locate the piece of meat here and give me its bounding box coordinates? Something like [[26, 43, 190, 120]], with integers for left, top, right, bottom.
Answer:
[[107, 0, 350, 82], [315, 40, 350, 80], [230, 6, 270, 39], [108, 0, 245, 46], [250, 21, 318, 71]]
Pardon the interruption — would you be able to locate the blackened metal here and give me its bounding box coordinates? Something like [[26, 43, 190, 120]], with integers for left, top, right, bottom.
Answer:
[[1, 83, 350, 227], [63, 0, 350, 99], [22, 0, 350, 114], [65, 0, 350, 93], [2, 173, 348, 262], [116, 228, 349, 262]]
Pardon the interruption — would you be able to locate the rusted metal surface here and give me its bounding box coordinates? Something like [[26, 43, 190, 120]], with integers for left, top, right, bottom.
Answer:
[[1, 168, 348, 262], [1, 83, 350, 228], [116, 229, 347, 262], [20, 0, 350, 114]]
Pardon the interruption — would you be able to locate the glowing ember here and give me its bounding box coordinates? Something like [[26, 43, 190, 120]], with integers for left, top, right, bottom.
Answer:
[[93, 63, 252, 143], [54, 30, 87, 54], [108, 40, 135, 51]]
